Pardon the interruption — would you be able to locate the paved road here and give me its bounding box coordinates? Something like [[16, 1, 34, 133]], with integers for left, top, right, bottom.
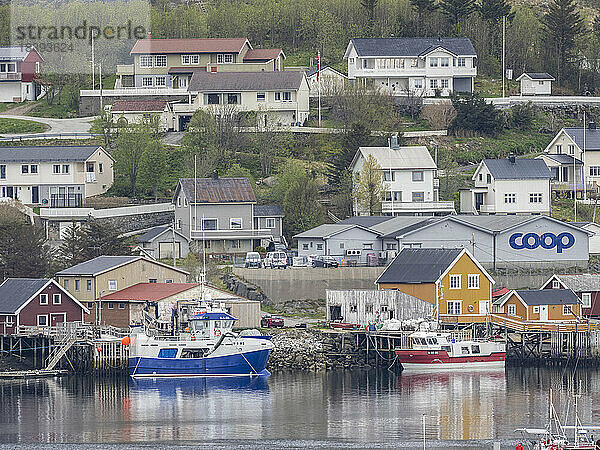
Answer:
[[0, 114, 95, 136]]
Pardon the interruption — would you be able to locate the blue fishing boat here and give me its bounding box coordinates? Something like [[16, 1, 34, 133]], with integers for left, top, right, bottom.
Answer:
[[128, 307, 273, 378]]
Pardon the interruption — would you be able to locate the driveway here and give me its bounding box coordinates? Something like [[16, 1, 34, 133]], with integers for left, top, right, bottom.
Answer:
[[0, 112, 96, 139]]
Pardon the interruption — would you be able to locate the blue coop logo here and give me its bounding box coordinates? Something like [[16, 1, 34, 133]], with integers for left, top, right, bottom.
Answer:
[[509, 232, 575, 253]]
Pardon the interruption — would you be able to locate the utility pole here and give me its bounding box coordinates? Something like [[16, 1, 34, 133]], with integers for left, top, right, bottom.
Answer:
[[583, 110, 587, 201], [317, 50, 322, 127], [99, 62, 103, 111], [502, 16, 506, 98], [91, 33, 95, 90]]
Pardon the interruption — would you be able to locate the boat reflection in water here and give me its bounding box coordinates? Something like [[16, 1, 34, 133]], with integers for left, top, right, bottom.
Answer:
[[130, 373, 270, 395]]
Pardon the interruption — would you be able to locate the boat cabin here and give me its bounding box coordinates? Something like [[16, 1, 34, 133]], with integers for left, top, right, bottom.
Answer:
[[189, 311, 237, 339]]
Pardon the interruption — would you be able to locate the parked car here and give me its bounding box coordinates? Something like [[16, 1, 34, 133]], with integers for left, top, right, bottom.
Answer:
[[261, 315, 284, 328], [312, 255, 339, 268], [292, 256, 309, 267], [267, 241, 287, 252], [244, 252, 262, 268], [264, 251, 288, 269]]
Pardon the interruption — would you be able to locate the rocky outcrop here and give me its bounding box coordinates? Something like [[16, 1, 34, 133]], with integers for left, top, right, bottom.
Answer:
[[267, 329, 374, 371], [223, 272, 273, 305]]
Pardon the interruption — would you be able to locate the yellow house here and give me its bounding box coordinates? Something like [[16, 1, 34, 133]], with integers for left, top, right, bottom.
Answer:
[[493, 289, 582, 322], [376, 248, 494, 323]]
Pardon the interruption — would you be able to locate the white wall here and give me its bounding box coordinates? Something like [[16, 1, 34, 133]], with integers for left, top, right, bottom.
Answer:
[[521, 78, 552, 95], [0, 82, 22, 102], [492, 179, 550, 214]]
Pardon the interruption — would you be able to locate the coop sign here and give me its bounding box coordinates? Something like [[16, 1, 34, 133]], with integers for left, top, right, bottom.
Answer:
[[509, 232, 575, 253]]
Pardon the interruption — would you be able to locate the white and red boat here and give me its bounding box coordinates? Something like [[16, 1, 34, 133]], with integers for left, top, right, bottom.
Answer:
[[395, 331, 506, 371]]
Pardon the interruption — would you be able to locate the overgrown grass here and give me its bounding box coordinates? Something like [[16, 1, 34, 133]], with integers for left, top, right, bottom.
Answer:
[[28, 101, 78, 119], [551, 198, 600, 223], [0, 117, 48, 134], [474, 76, 520, 97]]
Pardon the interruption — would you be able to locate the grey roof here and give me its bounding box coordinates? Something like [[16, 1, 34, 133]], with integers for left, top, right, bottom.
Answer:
[[338, 216, 393, 227], [349, 37, 476, 57], [552, 274, 600, 292], [377, 248, 463, 284], [0, 278, 50, 314], [353, 146, 437, 170], [294, 224, 359, 239], [515, 289, 580, 306], [542, 154, 583, 165], [0, 46, 34, 61], [563, 128, 600, 151], [483, 158, 552, 180], [371, 217, 436, 239], [56, 256, 140, 276], [188, 71, 304, 92], [178, 177, 256, 203], [253, 204, 283, 216], [137, 226, 169, 243], [520, 72, 555, 80], [449, 215, 537, 233], [0, 145, 102, 163]]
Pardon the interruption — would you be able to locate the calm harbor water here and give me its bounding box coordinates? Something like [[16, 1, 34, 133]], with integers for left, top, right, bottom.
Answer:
[[0, 367, 599, 449]]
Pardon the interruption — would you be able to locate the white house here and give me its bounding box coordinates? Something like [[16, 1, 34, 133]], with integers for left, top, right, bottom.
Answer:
[[571, 222, 600, 255], [459, 155, 552, 215], [516, 72, 554, 96], [350, 137, 456, 216], [107, 99, 174, 131], [0, 46, 43, 102], [343, 37, 477, 96], [305, 65, 348, 97], [0, 145, 114, 207], [543, 124, 600, 197]]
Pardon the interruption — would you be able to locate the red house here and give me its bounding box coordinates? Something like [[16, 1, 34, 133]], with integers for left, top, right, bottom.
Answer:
[[0, 46, 43, 102], [541, 274, 600, 318], [0, 278, 89, 335]]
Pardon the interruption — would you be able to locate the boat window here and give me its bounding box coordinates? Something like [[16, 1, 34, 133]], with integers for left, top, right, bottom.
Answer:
[[180, 349, 207, 358], [431, 338, 438, 344], [158, 348, 178, 358], [214, 321, 220, 328], [461, 346, 470, 354], [441, 346, 451, 352], [471, 345, 480, 354], [420, 338, 428, 345], [427, 338, 436, 345]]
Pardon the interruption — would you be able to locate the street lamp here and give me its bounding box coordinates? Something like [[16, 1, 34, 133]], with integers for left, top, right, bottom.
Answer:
[[97, 290, 106, 326]]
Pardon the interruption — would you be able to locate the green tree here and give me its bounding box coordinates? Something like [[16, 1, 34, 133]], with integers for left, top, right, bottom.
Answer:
[[0, 217, 51, 281], [91, 111, 115, 147], [479, 0, 513, 25], [542, 0, 584, 86], [353, 154, 385, 216], [78, 220, 132, 261], [410, 0, 438, 34], [451, 93, 503, 136], [360, 0, 378, 34], [56, 222, 86, 269], [440, 0, 475, 31]]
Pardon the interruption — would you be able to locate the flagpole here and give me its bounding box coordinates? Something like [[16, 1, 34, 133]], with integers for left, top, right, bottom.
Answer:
[[318, 50, 322, 127]]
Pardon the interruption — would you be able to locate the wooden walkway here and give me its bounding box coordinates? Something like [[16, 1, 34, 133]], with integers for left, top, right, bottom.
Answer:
[[0, 369, 68, 379]]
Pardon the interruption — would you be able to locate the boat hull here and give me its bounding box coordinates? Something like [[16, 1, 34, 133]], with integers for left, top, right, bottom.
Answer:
[[129, 348, 272, 378], [396, 349, 506, 371]]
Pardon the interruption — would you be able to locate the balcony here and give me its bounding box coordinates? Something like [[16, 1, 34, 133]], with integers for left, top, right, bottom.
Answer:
[[351, 66, 477, 79], [190, 228, 274, 240], [0, 72, 21, 81], [381, 200, 455, 214], [551, 181, 596, 192], [479, 204, 496, 214], [50, 194, 83, 208]]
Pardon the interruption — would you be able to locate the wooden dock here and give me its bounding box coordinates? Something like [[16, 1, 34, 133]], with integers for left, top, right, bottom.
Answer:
[[0, 369, 68, 379]]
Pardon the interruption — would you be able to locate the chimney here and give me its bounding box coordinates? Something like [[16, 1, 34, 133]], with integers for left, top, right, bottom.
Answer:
[[508, 153, 516, 164], [389, 135, 400, 149], [212, 169, 219, 180], [146, 31, 152, 39], [589, 122, 596, 130]]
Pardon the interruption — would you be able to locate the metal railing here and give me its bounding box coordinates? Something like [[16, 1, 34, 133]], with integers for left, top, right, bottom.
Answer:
[[0, 133, 102, 141]]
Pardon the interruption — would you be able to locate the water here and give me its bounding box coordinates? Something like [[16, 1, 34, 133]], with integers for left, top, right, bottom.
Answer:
[[0, 367, 599, 448]]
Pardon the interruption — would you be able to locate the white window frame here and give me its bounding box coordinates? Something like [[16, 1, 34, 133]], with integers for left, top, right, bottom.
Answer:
[[282, 91, 292, 102], [139, 55, 153, 68], [412, 171, 424, 182], [467, 274, 479, 289], [504, 193, 516, 204], [440, 57, 449, 67], [449, 274, 461, 290], [266, 218, 276, 229], [508, 304, 516, 316], [275, 92, 281, 101], [591, 166, 600, 177], [230, 218, 243, 229], [52, 293, 61, 305], [224, 54, 233, 63], [441, 79, 449, 89], [37, 314, 48, 326], [39, 294, 48, 305], [533, 306, 540, 314], [108, 280, 117, 291], [447, 301, 461, 315], [257, 92, 266, 102], [429, 58, 438, 67], [154, 76, 167, 87], [217, 54, 224, 64], [413, 79, 423, 89], [552, 280, 560, 289], [153, 55, 167, 67], [563, 304, 573, 316], [582, 293, 592, 308], [529, 193, 543, 203], [457, 57, 466, 67], [142, 77, 153, 87]]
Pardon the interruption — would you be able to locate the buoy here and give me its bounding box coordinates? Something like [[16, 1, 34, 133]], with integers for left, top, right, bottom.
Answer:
[[185, 327, 190, 333], [97, 347, 102, 352], [121, 336, 131, 346]]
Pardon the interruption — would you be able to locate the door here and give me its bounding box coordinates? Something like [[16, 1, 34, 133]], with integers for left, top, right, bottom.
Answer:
[[50, 313, 66, 326], [31, 186, 39, 204], [479, 300, 489, 315], [540, 305, 549, 321], [475, 193, 484, 211]]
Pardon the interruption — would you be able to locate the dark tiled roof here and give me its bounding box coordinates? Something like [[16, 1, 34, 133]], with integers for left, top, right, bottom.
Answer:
[[0, 145, 101, 163], [188, 71, 304, 92], [179, 177, 256, 203], [551, 274, 600, 292], [253, 204, 283, 216], [112, 100, 168, 112], [137, 226, 169, 243], [483, 158, 552, 180], [543, 154, 583, 165], [377, 248, 463, 284], [56, 256, 140, 276], [564, 128, 600, 151], [243, 49, 283, 61], [350, 37, 476, 57], [516, 289, 580, 305], [521, 72, 554, 80], [131, 38, 248, 54], [0, 278, 49, 313]]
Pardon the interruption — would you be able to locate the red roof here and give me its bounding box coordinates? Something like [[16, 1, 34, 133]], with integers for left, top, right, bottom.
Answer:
[[112, 100, 168, 112], [243, 48, 283, 61], [100, 283, 200, 302], [492, 287, 510, 298], [131, 38, 249, 54]]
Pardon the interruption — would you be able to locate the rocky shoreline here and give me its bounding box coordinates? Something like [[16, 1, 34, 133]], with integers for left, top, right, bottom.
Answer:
[[266, 328, 375, 371]]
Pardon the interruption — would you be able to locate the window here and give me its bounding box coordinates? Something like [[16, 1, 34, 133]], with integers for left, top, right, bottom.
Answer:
[[230, 218, 242, 229], [87, 302, 94, 308], [108, 280, 117, 291], [155, 77, 166, 87], [487, 174, 491, 183], [37, 315, 48, 326], [184, 198, 188, 207], [21, 164, 29, 174], [0, 165, 5, 179], [30, 165, 38, 174], [303, 243, 309, 250], [204, 241, 211, 249], [447, 301, 461, 315], [412, 192, 424, 202], [177, 219, 182, 230], [257, 92, 266, 102], [385, 191, 392, 202], [441, 79, 449, 89], [206, 93, 220, 105], [275, 92, 281, 101], [165, 279, 173, 284], [430, 79, 438, 89], [508, 304, 516, 316], [582, 293, 592, 308], [266, 218, 276, 228], [108, 302, 114, 309], [468, 274, 479, 289], [429, 58, 438, 67], [53, 164, 60, 174], [231, 240, 241, 249], [282, 92, 292, 101], [457, 57, 466, 67], [316, 243, 323, 250], [563, 305, 573, 316], [440, 57, 449, 67], [119, 303, 126, 309], [149, 279, 157, 283], [154, 55, 167, 67], [75, 280, 80, 291], [533, 306, 540, 314], [504, 193, 516, 204], [414, 79, 423, 89], [227, 93, 239, 105], [449, 274, 461, 289], [224, 54, 233, 63], [556, 144, 562, 154], [568, 144, 575, 155], [182, 54, 199, 65], [63, 280, 69, 290], [386, 243, 397, 250], [590, 166, 600, 177], [62, 164, 69, 174], [393, 191, 402, 202], [217, 54, 224, 63], [412, 171, 424, 181], [349, 57, 355, 65], [202, 219, 217, 230], [552, 280, 560, 289], [39, 294, 48, 305], [339, 242, 345, 249], [52, 294, 61, 305], [363, 243, 373, 250], [87, 280, 92, 291], [142, 77, 153, 87], [383, 171, 395, 182], [479, 174, 482, 181], [530, 193, 543, 203], [139, 55, 153, 67]]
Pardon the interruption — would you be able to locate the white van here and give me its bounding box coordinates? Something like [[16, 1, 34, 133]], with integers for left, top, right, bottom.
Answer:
[[264, 251, 287, 269], [244, 252, 262, 268]]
